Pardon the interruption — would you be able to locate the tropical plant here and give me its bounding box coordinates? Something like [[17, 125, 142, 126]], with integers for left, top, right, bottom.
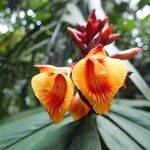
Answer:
[[0, 0, 150, 150]]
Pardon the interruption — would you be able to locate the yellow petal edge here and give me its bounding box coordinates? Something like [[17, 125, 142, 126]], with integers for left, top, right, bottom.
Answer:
[[72, 53, 127, 114], [31, 71, 74, 123]]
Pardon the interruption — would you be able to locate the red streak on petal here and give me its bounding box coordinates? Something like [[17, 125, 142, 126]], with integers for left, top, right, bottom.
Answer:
[[86, 59, 113, 106], [44, 74, 67, 116]]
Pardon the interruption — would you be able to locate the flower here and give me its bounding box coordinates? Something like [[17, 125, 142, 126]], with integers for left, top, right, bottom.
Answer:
[[31, 10, 141, 123], [72, 45, 127, 113], [67, 9, 119, 52], [31, 65, 74, 123], [69, 92, 90, 120]]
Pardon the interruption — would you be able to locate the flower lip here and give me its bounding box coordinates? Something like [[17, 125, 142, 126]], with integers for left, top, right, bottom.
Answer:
[[72, 46, 127, 114], [31, 68, 74, 123]]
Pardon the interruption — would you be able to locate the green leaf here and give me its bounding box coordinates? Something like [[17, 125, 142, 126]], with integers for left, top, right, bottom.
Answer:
[[0, 108, 50, 149], [117, 18, 135, 31], [0, 100, 150, 150], [97, 116, 140, 150]]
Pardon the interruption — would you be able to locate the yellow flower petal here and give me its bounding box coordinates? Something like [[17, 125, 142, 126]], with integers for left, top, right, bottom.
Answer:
[[72, 53, 127, 114], [69, 92, 90, 120], [31, 69, 74, 123], [34, 65, 72, 76]]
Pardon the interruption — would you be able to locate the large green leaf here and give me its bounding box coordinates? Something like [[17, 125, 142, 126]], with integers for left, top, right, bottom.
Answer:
[[0, 99, 150, 150]]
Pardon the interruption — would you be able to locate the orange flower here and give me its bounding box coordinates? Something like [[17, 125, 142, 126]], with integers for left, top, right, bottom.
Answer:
[[31, 65, 74, 123], [69, 92, 90, 120], [72, 45, 127, 114], [31, 10, 142, 123]]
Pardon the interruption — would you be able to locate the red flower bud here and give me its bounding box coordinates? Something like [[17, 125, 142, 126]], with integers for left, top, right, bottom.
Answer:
[[76, 23, 85, 32], [89, 9, 96, 21], [98, 17, 108, 31], [106, 33, 120, 44], [67, 27, 84, 50], [67, 10, 119, 52], [101, 25, 113, 43], [110, 48, 142, 60]]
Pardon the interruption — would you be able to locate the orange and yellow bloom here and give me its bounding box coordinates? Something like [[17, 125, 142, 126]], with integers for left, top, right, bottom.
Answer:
[[72, 45, 127, 114], [69, 92, 90, 120], [31, 65, 74, 123], [31, 10, 141, 123]]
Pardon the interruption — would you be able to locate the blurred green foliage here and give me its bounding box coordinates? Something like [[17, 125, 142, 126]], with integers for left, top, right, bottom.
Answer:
[[0, 0, 149, 119]]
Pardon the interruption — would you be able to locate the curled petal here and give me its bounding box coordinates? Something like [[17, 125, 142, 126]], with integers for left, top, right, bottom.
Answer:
[[69, 93, 90, 120], [110, 48, 141, 60], [34, 65, 72, 76], [31, 68, 74, 123], [72, 54, 127, 114]]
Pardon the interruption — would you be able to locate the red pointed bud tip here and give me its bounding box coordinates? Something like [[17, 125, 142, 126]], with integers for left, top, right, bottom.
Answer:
[[85, 18, 94, 42], [103, 17, 109, 24], [93, 20, 101, 31], [67, 27, 84, 50], [101, 25, 113, 40], [67, 27, 82, 37], [110, 47, 142, 60], [89, 9, 96, 21], [76, 23, 85, 32], [98, 17, 108, 30], [106, 33, 120, 44]]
